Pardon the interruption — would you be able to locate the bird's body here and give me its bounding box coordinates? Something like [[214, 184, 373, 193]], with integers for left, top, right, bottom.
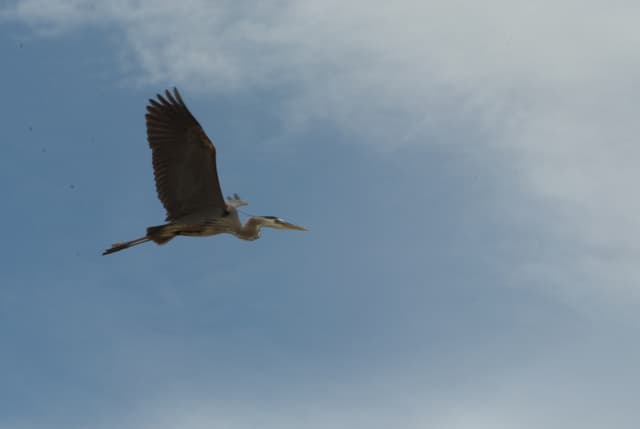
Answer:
[[103, 88, 306, 256], [153, 205, 261, 241]]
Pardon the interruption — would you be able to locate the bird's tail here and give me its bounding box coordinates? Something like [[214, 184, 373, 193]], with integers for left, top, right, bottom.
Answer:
[[146, 224, 178, 244], [102, 236, 150, 255]]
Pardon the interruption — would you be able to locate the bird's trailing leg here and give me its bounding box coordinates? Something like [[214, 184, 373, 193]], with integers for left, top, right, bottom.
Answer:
[[102, 236, 150, 255], [102, 223, 179, 255]]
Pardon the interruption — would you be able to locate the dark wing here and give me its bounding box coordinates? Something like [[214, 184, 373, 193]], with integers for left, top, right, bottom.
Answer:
[[145, 88, 227, 221]]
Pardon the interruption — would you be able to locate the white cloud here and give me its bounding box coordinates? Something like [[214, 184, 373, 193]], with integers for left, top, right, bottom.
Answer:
[[85, 347, 640, 429], [5, 0, 640, 303]]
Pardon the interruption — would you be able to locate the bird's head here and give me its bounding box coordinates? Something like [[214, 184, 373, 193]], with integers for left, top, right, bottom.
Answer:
[[258, 216, 308, 231]]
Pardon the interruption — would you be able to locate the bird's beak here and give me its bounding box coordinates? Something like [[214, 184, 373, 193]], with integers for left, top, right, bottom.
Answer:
[[281, 222, 308, 231]]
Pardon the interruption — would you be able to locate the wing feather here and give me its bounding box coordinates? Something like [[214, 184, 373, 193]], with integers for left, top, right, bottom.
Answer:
[[145, 88, 227, 221]]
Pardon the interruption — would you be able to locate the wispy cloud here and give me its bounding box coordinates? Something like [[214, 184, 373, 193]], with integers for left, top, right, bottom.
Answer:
[[84, 334, 640, 429], [5, 0, 640, 303]]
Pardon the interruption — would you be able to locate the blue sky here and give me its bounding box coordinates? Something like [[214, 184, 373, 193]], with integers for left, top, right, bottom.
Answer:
[[2, 1, 640, 428]]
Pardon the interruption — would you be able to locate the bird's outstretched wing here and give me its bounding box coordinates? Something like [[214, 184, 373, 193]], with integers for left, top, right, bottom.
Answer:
[[146, 88, 227, 221], [226, 193, 249, 209]]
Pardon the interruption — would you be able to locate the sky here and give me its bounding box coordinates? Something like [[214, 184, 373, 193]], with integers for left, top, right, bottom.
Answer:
[[1, 0, 639, 428]]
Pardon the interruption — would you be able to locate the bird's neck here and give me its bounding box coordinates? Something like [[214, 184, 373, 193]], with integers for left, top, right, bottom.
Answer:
[[236, 217, 261, 241]]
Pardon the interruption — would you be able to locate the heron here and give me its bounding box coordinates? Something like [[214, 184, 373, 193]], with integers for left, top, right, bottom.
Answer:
[[103, 88, 307, 255]]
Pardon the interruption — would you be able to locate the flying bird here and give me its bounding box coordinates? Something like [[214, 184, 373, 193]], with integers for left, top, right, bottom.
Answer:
[[103, 88, 306, 255]]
